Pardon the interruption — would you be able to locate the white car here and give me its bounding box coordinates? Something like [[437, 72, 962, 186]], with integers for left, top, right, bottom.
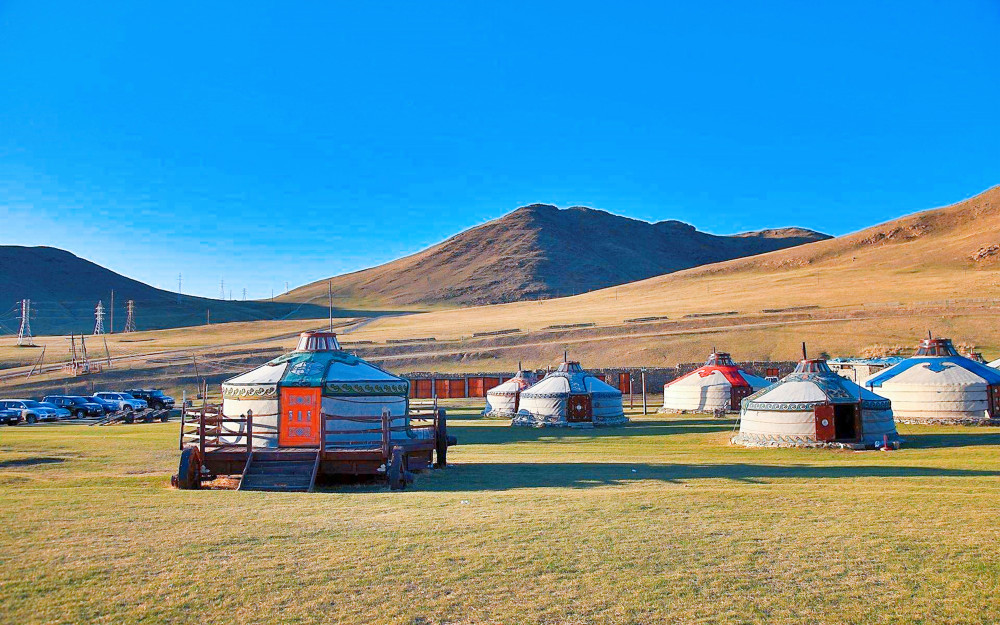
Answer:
[[93, 392, 148, 413]]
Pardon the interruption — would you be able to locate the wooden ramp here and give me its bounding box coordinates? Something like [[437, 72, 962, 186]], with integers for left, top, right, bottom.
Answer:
[[237, 450, 320, 492]]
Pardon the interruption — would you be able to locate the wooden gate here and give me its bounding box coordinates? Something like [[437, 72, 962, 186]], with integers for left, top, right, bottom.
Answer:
[[814, 404, 836, 442], [567, 395, 592, 422], [279, 387, 321, 447], [617, 372, 631, 395]]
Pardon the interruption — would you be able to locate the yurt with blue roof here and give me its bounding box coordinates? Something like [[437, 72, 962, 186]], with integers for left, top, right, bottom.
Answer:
[[865, 336, 1000, 424]]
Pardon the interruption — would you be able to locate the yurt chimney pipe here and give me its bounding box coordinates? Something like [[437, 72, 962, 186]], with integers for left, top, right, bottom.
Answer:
[[801, 342, 808, 360], [564, 349, 568, 362]]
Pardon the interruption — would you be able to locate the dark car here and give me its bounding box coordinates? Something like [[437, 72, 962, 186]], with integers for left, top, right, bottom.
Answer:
[[124, 389, 175, 410], [43, 395, 106, 418], [88, 395, 118, 414], [0, 407, 22, 426]]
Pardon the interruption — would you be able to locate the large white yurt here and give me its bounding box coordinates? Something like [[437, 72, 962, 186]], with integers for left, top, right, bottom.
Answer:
[[220, 331, 416, 448], [661, 352, 770, 413], [483, 369, 538, 418], [513, 361, 627, 427], [733, 358, 899, 448], [864, 337, 1000, 424]]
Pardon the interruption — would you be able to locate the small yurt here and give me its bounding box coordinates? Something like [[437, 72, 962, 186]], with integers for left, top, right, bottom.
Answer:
[[220, 331, 415, 447], [733, 357, 898, 448], [865, 336, 1000, 424], [661, 351, 770, 413], [513, 361, 627, 427], [483, 368, 538, 418]]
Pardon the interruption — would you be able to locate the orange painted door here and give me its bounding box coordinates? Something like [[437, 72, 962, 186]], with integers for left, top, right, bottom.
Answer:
[[279, 387, 322, 447]]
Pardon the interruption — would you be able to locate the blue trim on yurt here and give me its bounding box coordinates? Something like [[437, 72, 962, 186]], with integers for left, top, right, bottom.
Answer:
[[866, 356, 1000, 388]]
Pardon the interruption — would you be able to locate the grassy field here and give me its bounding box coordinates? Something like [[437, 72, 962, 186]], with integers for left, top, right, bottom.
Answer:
[[2, 405, 1000, 624]]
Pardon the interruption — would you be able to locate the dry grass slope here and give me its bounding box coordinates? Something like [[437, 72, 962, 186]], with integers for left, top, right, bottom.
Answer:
[[2, 409, 1000, 624]]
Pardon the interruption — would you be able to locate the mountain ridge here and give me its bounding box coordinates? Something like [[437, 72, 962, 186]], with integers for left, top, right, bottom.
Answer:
[[282, 204, 830, 307]]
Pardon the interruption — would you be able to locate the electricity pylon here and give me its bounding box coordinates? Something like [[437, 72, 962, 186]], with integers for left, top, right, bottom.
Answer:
[[16, 299, 34, 346], [124, 300, 136, 333], [94, 301, 106, 335]]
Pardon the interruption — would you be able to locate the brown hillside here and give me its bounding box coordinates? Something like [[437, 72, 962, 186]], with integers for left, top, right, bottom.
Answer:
[[283, 204, 828, 307], [337, 186, 1000, 363]]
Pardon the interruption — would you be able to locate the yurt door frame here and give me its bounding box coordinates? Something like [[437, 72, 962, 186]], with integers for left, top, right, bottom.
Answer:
[[989, 385, 1000, 419], [814, 403, 861, 442], [730, 386, 753, 411], [279, 387, 322, 447], [567, 395, 592, 422]]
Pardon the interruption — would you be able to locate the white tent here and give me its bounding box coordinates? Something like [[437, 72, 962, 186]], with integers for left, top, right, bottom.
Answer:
[[221, 331, 419, 448], [661, 352, 770, 413], [733, 358, 898, 448], [865, 337, 1000, 424], [987, 357, 1000, 370], [483, 370, 538, 418], [513, 362, 627, 427]]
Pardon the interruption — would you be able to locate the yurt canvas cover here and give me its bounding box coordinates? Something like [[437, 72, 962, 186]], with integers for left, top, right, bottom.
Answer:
[[865, 338, 1000, 423], [484, 370, 538, 417], [662, 352, 770, 413], [513, 362, 626, 427], [733, 359, 898, 447], [221, 332, 415, 448]]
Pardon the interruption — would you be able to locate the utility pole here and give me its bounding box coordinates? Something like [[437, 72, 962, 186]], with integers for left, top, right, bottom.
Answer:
[[206, 309, 211, 325], [124, 300, 136, 333], [16, 298, 34, 346], [328, 281, 334, 332], [641, 368, 648, 415], [110, 290, 115, 334], [94, 301, 105, 335], [285, 281, 289, 294]]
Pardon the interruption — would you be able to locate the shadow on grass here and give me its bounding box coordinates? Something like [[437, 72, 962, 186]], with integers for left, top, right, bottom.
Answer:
[[449, 418, 735, 445], [0, 456, 67, 469], [417, 462, 1000, 491], [902, 433, 1000, 449]]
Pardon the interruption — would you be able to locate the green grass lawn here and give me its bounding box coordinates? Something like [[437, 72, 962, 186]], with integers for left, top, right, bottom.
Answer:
[[2, 406, 1000, 624]]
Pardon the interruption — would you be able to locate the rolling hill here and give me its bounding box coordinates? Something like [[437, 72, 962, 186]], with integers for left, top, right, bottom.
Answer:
[[335, 185, 1000, 367], [282, 204, 829, 308], [0, 246, 340, 336]]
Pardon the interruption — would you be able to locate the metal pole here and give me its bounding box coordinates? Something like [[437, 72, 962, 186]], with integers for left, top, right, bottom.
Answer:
[[641, 369, 647, 415], [328, 281, 334, 332]]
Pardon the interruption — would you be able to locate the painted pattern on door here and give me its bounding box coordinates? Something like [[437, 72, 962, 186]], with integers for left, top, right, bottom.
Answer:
[[730, 386, 753, 411], [814, 404, 836, 442], [567, 395, 592, 422], [279, 387, 322, 447]]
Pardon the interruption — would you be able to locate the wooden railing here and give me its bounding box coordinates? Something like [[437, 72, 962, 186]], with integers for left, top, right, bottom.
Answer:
[[321, 397, 439, 454], [180, 404, 258, 454]]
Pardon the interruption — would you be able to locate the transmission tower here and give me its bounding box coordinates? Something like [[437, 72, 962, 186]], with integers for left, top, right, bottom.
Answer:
[[242, 287, 247, 301], [220, 279, 226, 300], [177, 273, 182, 304], [16, 299, 34, 346], [124, 300, 137, 333], [94, 301, 106, 335]]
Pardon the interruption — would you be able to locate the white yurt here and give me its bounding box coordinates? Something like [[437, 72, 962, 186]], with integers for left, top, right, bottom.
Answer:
[[733, 358, 898, 448], [864, 337, 1000, 424], [220, 331, 415, 448], [661, 352, 770, 413], [513, 361, 627, 427], [989, 357, 1000, 370], [483, 369, 538, 418]]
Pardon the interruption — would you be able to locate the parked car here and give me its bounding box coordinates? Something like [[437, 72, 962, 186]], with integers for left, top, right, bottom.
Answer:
[[0, 407, 22, 426], [93, 392, 148, 413], [43, 396, 105, 418], [124, 389, 176, 410], [88, 395, 118, 414], [0, 399, 59, 424], [38, 401, 72, 420]]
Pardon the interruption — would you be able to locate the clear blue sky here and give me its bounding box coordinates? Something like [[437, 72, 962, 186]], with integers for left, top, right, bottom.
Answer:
[[1, 1, 998, 299]]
